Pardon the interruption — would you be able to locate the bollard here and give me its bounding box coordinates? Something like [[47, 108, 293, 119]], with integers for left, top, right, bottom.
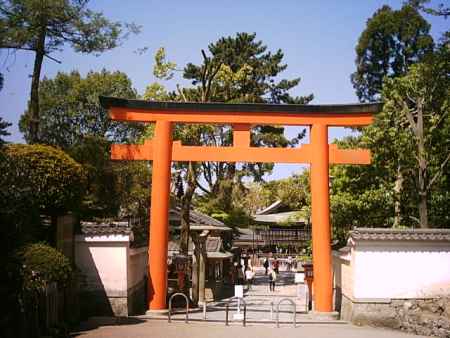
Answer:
[[168, 293, 189, 324], [225, 303, 229, 326], [276, 298, 296, 328]]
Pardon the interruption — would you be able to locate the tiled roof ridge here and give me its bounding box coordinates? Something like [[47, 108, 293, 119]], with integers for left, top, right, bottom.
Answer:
[[172, 206, 225, 227], [80, 221, 132, 236], [350, 227, 450, 241]]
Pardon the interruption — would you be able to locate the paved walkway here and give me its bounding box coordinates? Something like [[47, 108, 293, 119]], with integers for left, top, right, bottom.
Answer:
[[72, 320, 428, 338], [162, 267, 309, 323], [72, 267, 427, 337]]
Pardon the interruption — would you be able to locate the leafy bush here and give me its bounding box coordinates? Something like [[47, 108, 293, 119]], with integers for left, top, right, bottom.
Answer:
[[1, 144, 85, 213], [19, 243, 72, 293]]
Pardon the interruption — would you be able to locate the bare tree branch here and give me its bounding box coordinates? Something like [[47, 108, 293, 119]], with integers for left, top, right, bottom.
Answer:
[[427, 151, 450, 191]]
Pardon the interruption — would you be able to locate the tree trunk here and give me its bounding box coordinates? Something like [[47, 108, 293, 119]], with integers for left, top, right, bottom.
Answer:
[[29, 27, 47, 143], [418, 192, 428, 229], [191, 252, 199, 305], [180, 162, 196, 254], [393, 164, 404, 227], [418, 158, 428, 228], [416, 100, 429, 228], [198, 240, 207, 305]]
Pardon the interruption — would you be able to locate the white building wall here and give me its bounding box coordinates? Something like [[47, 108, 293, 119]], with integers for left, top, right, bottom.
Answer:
[[127, 247, 148, 289], [75, 234, 130, 294], [352, 241, 450, 299]]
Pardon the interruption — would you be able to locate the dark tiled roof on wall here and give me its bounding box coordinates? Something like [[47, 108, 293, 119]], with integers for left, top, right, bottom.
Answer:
[[80, 221, 132, 236], [350, 228, 450, 242]]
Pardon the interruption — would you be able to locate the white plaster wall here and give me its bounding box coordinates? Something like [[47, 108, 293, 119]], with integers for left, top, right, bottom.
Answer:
[[333, 251, 354, 299], [75, 235, 129, 294], [353, 241, 450, 299], [127, 247, 148, 289]]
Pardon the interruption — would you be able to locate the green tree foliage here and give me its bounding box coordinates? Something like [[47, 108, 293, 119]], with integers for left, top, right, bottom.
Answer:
[[381, 45, 450, 228], [184, 32, 313, 104], [351, 4, 434, 102], [18, 70, 148, 219], [181, 33, 311, 214], [223, 171, 311, 227], [0, 144, 83, 337], [145, 36, 312, 253], [334, 3, 448, 235], [0, 0, 139, 142], [69, 136, 151, 219], [263, 171, 310, 211], [408, 0, 450, 18], [1, 144, 85, 214], [19, 69, 142, 147], [333, 36, 449, 232]]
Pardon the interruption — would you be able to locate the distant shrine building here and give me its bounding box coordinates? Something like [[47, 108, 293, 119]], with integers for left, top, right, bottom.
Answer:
[[234, 200, 311, 252]]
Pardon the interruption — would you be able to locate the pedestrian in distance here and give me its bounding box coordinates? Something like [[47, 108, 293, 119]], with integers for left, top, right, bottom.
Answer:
[[287, 256, 293, 271], [245, 266, 254, 291], [273, 258, 279, 274], [268, 268, 277, 292], [237, 264, 245, 285], [263, 257, 269, 275]]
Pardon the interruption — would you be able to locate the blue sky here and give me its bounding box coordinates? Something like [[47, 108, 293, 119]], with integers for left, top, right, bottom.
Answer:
[[1, 0, 448, 179]]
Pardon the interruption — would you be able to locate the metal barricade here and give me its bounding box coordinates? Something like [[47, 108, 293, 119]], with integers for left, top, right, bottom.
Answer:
[[168, 293, 189, 323], [276, 298, 296, 328], [225, 297, 247, 327]]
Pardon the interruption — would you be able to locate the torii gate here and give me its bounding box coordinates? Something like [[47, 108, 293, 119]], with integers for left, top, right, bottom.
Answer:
[[100, 97, 381, 313]]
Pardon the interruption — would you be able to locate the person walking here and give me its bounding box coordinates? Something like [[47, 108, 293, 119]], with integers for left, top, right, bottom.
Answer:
[[287, 256, 292, 271], [237, 264, 245, 285], [263, 257, 269, 275], [273, 258, 279, 274], [268, 268, 277, 292], [245, 266, 254, 291]]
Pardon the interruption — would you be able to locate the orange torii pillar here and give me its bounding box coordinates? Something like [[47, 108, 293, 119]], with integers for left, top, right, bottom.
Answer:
[[147, 121, 173, 311], [310, 123, 332, 311]]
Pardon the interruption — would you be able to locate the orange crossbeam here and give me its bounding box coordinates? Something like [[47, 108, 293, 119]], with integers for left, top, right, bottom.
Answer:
[[110, 107, 373, 127], [111, 141, 370, 165]]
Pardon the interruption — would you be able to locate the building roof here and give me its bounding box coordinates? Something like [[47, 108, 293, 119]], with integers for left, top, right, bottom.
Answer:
[[80, 221, 133, 236], [100, 96, 382, 115], [253, 211, 307, 224], [168, 236, 233, 259], [256, 200, 283, 215], [169, 207, 226, 227], [349, 228, 450, 242], [235, 227, 255, 241]]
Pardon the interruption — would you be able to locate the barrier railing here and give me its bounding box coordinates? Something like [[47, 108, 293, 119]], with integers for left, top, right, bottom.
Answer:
[[225, 297, 247, 327], [168, 293, 189, 323], [276, 298, 296, 328]]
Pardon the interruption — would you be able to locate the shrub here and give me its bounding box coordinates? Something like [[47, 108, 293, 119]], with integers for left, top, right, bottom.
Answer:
[[19, 243, 72, 293], [1, 144, 85, 213]]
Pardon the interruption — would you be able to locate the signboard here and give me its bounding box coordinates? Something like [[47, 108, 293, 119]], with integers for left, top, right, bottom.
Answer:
[[234, 285, 244, 298], [295, 272, 305, 284]]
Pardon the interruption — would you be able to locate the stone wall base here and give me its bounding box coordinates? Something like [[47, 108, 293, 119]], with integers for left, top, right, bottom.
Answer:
[[127, 278, 147, 315], [341, 295, 450, 338], [79, 279, 147, 318]]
